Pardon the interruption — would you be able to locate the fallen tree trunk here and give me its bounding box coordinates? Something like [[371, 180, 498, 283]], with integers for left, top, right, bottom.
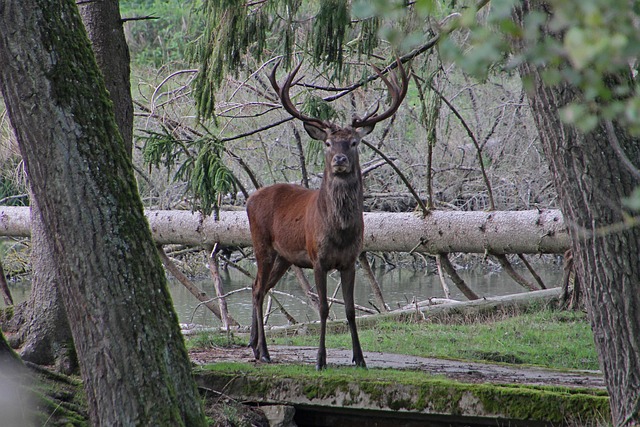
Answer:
[[0, 207, 569, 254]]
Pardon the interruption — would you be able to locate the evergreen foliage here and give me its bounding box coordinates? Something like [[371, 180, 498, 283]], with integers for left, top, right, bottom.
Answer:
[[310, 0, 350, 75], [188, 0, 391, 121], [141, 128, 237, 217]]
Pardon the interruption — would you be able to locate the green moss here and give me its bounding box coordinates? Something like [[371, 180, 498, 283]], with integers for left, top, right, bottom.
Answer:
[[196, 362, 610, 425]]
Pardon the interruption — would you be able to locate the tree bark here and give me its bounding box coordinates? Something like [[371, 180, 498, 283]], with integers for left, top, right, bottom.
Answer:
[[0, 1, 206, 425], [514, 2, 640, 425], [78, 0, 133, 155], [11, 0, 135, 376], [18, 201, 76, 374]]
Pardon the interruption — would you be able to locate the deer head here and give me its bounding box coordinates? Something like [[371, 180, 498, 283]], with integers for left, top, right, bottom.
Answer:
[[268, 58, 410, 178]]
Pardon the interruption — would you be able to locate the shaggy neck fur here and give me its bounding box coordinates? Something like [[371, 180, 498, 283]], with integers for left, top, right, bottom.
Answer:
[[320, 167, 363, 231]]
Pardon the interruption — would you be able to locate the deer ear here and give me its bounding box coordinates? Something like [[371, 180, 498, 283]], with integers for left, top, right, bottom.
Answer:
[[303, 122, 328, 141], [355, 124, 375, 138]]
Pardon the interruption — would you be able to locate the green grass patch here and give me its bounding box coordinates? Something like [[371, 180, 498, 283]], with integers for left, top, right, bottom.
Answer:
[[271, 309, 599, 371]]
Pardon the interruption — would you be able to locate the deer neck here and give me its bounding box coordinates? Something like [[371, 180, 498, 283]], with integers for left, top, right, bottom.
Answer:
[[318, 167, 363, 231]]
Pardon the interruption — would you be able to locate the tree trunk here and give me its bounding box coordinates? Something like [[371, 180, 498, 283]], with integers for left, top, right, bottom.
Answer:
[[0, 1, 206, 425], [78, 0, 133, 155], [18, 200, 76, 374], [11, 0, 135, 376], [515, 2, 640, 425]]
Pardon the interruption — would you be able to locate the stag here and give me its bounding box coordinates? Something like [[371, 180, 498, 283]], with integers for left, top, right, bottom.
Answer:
[[247, 59, 409, 370]]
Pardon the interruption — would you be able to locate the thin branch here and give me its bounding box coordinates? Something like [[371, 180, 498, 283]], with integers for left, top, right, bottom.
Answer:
[[604, 120, 640, 181], [435, 254, 452, 299], [120, 15, 160, 23], [494, 254, 539, 292], [429, 83, 496, 210], [208, 244, 232, 330], [157, 245, 240, 326], [517, 254, 547, 289], [220, 116, 294, 142], [361, 139, 429, 216], [438, 253, 480, 300], [268, 292, 297, 324], [361, 158, 394, 176], [0, 259, 13, 306], [358, 252, 389, 312]]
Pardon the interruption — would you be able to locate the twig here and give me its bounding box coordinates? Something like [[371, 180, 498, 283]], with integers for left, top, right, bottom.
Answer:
[[292, 266, 320, 311], [361, 158, 394, 175], [263, 295, 273, 325], [359, 252, 389, 312], [120, 15, 160, 23], [208, 244, 231, 330], [604, 119, 640, 180], [435, 254, 452, 299], [268, 293, 297, 324], [157, 245, 239, 326], [438, 253, 480, 300], [0, 259, 13, 306], [361, 139, 429, 216], [494, 254, 539, 291], [429, 83, 496, 210], [517, 254, 546, 289]]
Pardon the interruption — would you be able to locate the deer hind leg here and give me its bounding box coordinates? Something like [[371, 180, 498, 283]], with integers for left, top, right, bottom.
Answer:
[[341, 265, 366, 368], [314, 265, 329, 370], [251, 253, 291, 363]]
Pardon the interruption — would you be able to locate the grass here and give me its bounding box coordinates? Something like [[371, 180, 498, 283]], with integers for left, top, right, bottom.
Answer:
[[267, 308, 599, 371]]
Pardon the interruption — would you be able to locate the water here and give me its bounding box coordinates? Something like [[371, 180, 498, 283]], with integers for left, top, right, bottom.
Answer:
[[6, 264, 563, 329], [168, 264, 564, 328]]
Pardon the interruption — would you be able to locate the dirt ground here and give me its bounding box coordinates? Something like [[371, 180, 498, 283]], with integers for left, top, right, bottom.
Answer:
[[189, 344, 605, 389]]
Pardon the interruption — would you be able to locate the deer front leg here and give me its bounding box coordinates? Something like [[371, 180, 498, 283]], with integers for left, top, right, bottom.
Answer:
[[341, 266, 366, 368], [314, 266, 329, 370], [251, 280, 271, 363]]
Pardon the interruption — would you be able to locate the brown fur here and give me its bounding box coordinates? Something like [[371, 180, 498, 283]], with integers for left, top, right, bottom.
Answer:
[[247, 126, 367, 369], [248, 59, 408, 369]]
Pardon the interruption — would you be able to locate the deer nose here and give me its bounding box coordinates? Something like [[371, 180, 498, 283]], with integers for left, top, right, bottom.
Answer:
[[332, 154, 348, 166]]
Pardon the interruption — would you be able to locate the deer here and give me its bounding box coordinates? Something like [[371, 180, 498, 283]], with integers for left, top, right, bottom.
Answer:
[[247, 58, 409, 370]]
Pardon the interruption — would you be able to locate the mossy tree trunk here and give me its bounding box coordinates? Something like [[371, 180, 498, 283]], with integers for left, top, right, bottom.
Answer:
[[14, 0, 135, 375], [0, 1, 207, 425], [514, 2, 640, 425], [17, 201, 76, 374], [78, 0, 133, 156]]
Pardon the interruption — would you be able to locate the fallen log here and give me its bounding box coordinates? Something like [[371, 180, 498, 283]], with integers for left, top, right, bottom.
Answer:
[[0, 207, 569, 254]]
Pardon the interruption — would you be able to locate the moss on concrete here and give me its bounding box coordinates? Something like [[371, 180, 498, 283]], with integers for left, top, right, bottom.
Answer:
[[195, 362, 610, 425]]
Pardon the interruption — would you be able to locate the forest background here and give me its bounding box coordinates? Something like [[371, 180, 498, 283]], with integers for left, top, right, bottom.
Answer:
[[0, 2, 638, 423]]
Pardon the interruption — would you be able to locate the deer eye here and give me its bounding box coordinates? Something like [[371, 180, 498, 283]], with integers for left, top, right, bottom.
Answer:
[[350, 139, 358, 147], [325, 140, 331, 148]]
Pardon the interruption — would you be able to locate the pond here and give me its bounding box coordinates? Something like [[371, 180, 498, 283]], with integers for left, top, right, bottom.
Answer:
[[6, 263, 564, 330], [168, 263, 564, 329]]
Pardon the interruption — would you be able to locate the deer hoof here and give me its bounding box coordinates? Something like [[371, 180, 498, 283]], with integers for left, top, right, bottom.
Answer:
[[353, 357, 367, 368]]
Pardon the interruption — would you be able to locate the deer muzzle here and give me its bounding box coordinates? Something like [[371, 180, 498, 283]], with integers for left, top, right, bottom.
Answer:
[[331, 154, 351, 173]]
